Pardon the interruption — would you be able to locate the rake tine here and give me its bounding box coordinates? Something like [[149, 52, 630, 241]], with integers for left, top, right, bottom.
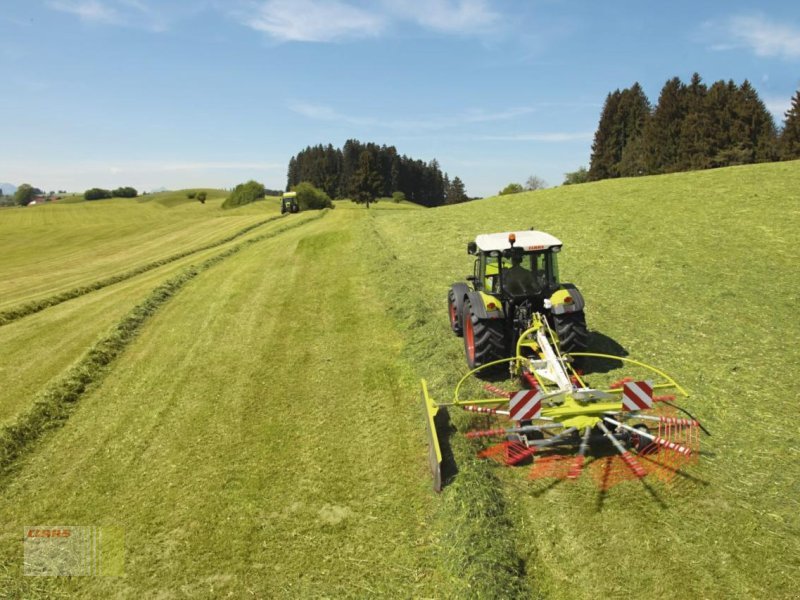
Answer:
[[596, 421, 646, 478], [567, 427, 592, 479], [462, 405, 510, 416], [603, 416, 692, 458]]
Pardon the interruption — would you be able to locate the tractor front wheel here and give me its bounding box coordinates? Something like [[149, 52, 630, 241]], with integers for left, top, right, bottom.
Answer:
[[551, 311, 589, 354], [462, 298, 506, 372], [448, 288, 464, 336]]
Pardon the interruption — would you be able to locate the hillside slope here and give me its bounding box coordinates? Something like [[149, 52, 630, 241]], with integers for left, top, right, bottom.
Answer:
[[369, 160, 800, 598], [0, 161, 797, 597]]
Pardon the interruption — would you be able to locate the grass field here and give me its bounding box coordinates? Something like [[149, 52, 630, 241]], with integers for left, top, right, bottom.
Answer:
[[0, 164, 798, 597]]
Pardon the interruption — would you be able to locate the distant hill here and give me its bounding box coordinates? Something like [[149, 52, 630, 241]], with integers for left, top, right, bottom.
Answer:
[[0, 183, 17, 196]]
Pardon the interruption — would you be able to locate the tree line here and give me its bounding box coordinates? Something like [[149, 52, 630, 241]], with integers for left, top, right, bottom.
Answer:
[[589, 74, 800, 181], [84, 187, 138, 200], [287, 140, 469, 207]]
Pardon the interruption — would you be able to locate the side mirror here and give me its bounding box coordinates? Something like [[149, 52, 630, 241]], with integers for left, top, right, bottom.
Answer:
[[467, 241, 477, 254], [466, 275, 478, 283]]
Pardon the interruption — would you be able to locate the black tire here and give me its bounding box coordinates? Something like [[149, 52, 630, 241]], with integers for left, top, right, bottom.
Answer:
[[447, 288, 464, 336], [462, 298, 506, 372], [551, 311, 589, 354]]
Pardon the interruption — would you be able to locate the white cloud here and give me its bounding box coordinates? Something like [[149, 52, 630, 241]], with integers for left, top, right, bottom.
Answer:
[[710, 14, 800, 60], [48, 0, 168, 32], [239, 0, 502, 42], [385, 0, 500, 34], [49, 0, 121, 24], [243, 0, 385, 42], [288, 101, 536, 129]]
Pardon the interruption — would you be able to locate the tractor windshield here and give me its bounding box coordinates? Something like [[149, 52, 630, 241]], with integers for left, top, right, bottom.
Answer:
[[500, 251, 558, 298]]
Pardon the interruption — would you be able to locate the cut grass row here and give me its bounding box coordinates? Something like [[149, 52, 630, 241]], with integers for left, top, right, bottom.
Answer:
[[367, 160, 800, 598], [0, 215, 285, 326], [0, 210, 328, 476], [0, 214, 319, 427], [0, 208, 459, 598], [0, 197, 281, 309]]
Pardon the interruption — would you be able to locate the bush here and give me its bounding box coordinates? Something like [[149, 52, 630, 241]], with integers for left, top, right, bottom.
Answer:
[[197, 192, 207, 204], [563, 167, 589, 185], [84, 188, 112, 200], [498, 183, 524, 196], [294, 181, 333, 210], [14, 184, 39, 206], [392, 191, 406, 203], [112, 186, 137, 198], [222, 180, 266, 209], [186, 191, 196, 199]]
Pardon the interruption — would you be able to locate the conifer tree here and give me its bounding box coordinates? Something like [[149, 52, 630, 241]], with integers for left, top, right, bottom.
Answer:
[[450, 176, 467, 204], [589, 90, 622, 180], [677, 73, 713, 170], [642, 77, 687, 173], [615, 83, 652, 177], [780, 89, 800, 160]]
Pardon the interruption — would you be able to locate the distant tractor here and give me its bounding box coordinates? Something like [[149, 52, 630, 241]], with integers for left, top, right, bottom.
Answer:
[[281, 191, 299, 214], [448, 230, 589, 370]]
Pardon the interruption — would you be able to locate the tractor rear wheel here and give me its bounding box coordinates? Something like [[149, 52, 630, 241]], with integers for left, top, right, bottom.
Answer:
[[551, 311, 589, 354], [462, 298, 506, 371], [448, 288, 464, 336]]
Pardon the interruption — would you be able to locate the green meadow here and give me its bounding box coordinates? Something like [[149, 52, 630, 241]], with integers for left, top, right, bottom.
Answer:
[[0, 162, 798, 598]]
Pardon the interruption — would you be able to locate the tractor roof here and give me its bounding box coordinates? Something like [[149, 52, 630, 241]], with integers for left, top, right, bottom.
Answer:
[[282, 192, 297, 198], [475, 231, 563, 252]]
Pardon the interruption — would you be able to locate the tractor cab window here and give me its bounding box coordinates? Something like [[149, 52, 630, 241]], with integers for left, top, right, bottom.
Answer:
[[500, 251, 556, 298], [483, 252, 501, 292]]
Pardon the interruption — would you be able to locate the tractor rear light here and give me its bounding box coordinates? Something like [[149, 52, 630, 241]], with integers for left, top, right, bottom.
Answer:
[[564, 296, 573, 304], [487, 302, 497, 310], [508, 233, 516, 245]]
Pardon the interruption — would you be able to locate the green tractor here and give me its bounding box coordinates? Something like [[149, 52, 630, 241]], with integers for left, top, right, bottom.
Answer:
[[448, 230, 589, 370], [281, 191, 299, 214]]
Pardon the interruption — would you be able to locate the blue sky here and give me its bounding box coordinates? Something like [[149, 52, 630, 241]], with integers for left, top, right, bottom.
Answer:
[[1, 0, 799, 197]]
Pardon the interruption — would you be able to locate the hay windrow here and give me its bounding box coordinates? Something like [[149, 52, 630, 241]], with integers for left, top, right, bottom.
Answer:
[[0, 215, 285, 328], [0, 210, 328, 474]]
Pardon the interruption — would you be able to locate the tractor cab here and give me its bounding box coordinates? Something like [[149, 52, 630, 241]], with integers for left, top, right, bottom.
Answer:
[[469, 231, 562, 305], [281, 191, 299, 214], [450, 230, 588, 370]]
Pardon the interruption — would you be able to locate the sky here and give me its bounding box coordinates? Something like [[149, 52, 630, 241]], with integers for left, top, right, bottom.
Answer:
[[1, 0, 799, 197]]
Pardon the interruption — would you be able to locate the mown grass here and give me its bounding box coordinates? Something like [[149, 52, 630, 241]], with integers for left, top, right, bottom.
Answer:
[[0, 193, 279, 309], [368, 160, 800, 598], [0, 211, 328, 478], [138, 188, 229, 208], [0, 163, 796, 597], [0, 216, 283, 327], [0, 209, 458, 598], [0, 215, 307, 428]]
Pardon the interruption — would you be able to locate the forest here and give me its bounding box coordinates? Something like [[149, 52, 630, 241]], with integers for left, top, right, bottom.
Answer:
[[589, 74, 800, 181], [286, 140, 468, 207]]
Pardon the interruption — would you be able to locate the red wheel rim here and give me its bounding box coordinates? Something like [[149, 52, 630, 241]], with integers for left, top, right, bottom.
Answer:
[[449, 301, 458, 327], [465, 315, 475, 363]]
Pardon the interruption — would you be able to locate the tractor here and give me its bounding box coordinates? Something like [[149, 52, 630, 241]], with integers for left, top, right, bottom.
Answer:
[[448, 230, 589, 370], [421, 230, 706, 493], [281, 191, 299, 214]]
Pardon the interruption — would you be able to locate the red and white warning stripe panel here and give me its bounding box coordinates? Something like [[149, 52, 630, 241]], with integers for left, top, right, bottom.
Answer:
[[509, 390, 542, 421], [621, 380, 654, 411]]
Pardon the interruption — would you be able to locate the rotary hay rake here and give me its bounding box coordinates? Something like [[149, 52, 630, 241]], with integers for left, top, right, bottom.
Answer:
[[421, 313, 707, 492]]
